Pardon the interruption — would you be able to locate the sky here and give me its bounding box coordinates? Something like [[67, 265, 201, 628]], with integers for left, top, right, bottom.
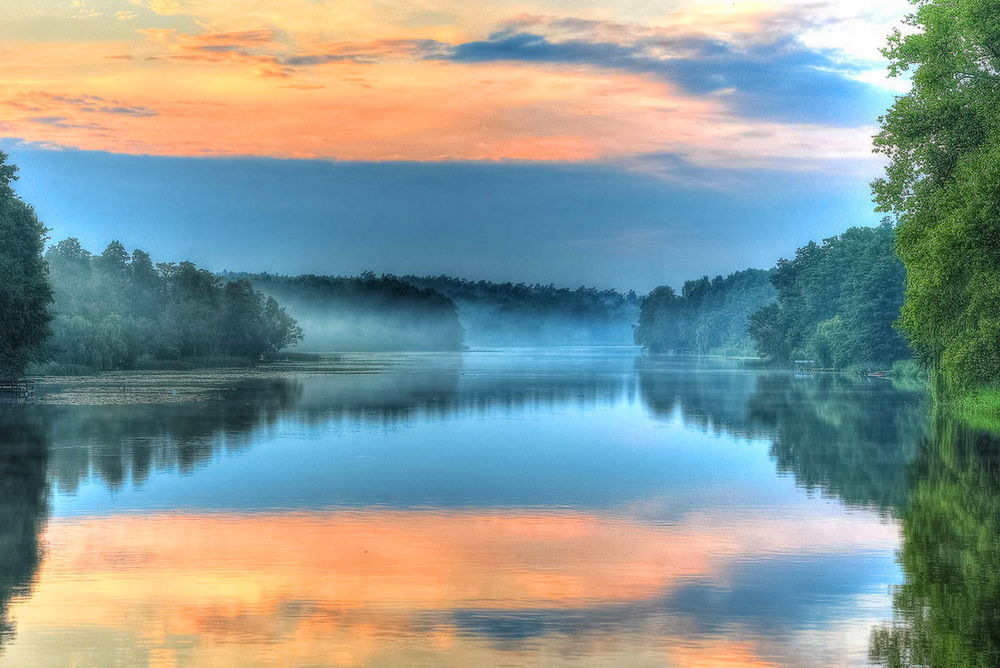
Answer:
[[1, 0, 911, 291]]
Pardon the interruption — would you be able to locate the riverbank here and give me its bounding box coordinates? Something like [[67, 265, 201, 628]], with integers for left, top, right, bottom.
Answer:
[[25, 354, 396, 406], [950, 388, 1000, 435]]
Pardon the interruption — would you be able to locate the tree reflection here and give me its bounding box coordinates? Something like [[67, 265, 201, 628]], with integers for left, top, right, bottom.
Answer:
[[749, 373, 927, 513], [636, 357, 770, 439], [0, 409, 49, 646], [870, 418, 1000, 667], [637, 362, 927, 512], [635, 361, 1000, 663], [45, 379, 303, 494]]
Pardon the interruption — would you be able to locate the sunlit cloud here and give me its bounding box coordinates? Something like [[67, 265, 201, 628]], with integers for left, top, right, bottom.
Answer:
[[0, 0, 910, 171]]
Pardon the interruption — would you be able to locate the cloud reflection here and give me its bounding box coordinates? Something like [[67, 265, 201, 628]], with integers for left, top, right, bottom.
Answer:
[[4, 508, 896, 666]]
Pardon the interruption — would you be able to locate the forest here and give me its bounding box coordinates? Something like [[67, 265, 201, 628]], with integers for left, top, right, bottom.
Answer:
[[633, 268, 775, 356], [634, 223, 910, 370], [748, 223, 909, 369], [41, 238, 302, 372], [402, 275, 640, 346]]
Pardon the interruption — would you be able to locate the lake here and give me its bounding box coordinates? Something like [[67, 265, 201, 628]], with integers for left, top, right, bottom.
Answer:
[[0, 347, 995, 666]]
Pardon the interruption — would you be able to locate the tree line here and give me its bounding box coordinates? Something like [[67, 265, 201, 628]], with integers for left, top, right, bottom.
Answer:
[[749, 222, 909, 368], [41, 239, 302, 371], [635, 222, 911, 369], [633, 268, 774, 356], [0, 151, 310, 376]]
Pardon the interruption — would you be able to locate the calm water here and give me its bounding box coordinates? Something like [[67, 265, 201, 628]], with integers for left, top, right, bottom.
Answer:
[[0, 347, 996, 666]]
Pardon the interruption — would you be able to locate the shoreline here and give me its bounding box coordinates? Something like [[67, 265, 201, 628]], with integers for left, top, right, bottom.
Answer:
[[20, 357, 391, 407]]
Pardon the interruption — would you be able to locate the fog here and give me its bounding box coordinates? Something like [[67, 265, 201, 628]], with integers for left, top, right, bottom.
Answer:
[[453, 301, 639, 347], [242, 272, 641, 352], [235, 272, 465, 352]]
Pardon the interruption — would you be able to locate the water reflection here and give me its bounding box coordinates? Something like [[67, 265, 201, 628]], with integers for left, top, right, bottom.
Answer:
[[45, 379, 302, 494], [749, 373, 927, 513], [0, 350, 996, 665], [6, 508, 896, 666], [639, 359, 928, 512], [637, 356, 768, 439], [289, 349, 634, 424], [870, 418, 1000, 667], [0, 411, 48, 645]]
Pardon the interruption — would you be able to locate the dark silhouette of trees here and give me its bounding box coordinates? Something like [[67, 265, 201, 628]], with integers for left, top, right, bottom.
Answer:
[[402, 275, 640, 346], [222, 281, 302, 362], [0, 152, 52, 377], [0, 410, 49, 646], [233, 272, 464, 352]]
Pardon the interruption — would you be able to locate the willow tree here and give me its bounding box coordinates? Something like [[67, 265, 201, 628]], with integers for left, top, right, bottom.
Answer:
[[0, 153, 51, 377], [874, 0, 1000, 392]]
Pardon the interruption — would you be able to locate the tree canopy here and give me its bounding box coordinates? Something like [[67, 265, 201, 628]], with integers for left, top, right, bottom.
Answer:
[[634, 269, 775, 356], [874, 0, 1000, 391], [749, 223, 910, 368], [45, 239, 301, 370], [0, 152, 52, 377]]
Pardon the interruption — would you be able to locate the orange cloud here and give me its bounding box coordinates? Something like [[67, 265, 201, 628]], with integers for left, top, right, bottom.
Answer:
[[0, 0, 905, 168], [0, 53, 874, 167]]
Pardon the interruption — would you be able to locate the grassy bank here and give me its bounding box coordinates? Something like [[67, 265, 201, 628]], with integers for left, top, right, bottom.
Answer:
[[950, 387, 1000, 435]]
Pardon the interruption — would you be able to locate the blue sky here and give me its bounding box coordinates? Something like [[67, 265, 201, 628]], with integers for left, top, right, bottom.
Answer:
[[8, 146, 881, 291]]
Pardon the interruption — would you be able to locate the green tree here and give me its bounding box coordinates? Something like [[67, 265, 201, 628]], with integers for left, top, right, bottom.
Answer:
[[748, 303, 790, 361], [873, 0, 1000, 391], [635, 270, 775, 356], [162, 261, 222, 359], [43, 239, 303, 370], [749, 225, 909, 368], [261, 295, 302, 357], [0, 153, 52, 377], [634, 286, 684, 353], [222, 280, 265, 362]]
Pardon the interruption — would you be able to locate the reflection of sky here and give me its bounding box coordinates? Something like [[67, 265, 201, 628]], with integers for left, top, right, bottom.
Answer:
[[16, 352, 906, 665], [8, 510, 897, 666], [53, 402, 799, 516]]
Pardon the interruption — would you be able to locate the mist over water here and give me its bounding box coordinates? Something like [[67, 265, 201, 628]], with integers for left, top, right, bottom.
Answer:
[[239, 272, 642, 351], [450, 302, 639, 347]]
